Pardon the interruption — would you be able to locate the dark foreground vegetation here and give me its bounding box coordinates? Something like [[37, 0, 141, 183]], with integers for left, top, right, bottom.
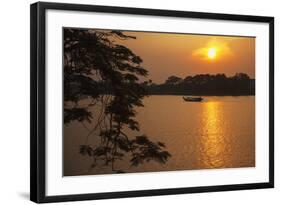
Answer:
[[64, 28, 170, 174]]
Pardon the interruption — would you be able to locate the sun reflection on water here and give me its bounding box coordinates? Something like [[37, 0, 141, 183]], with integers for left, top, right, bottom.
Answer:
[[200, 101, 228, 168]]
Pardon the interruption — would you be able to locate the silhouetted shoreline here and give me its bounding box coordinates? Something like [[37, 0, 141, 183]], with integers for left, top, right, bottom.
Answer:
[[142, 73, 255, 96]]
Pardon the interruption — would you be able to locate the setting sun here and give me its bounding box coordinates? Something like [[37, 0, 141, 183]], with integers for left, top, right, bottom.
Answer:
[[207, 47, 217, 59], [63, 28, 256, 177], [192, 38, 236, 62]]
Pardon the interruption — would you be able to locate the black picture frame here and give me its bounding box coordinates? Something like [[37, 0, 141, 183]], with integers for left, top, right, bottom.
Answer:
[[30, 2, 274, 203]]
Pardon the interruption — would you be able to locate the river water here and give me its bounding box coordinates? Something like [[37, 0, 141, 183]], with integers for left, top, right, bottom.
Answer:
[[64, 95, 255, 176]]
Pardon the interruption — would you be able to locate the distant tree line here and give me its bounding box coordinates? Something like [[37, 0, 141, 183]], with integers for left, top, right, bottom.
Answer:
[[142, 73, 255, 96]]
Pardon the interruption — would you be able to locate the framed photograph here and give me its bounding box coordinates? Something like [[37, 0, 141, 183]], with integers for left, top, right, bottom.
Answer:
[[30, 2, 274, 203]]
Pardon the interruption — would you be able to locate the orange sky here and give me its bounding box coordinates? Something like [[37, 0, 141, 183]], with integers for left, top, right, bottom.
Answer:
[[119, 31, 255, 84]]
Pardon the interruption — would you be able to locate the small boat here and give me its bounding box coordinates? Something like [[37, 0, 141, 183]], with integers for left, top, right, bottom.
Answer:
[[183, 96, 203, 102]]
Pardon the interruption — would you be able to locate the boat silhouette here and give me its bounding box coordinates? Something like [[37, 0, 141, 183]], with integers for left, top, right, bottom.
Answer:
[[183, 96, 203, 102]]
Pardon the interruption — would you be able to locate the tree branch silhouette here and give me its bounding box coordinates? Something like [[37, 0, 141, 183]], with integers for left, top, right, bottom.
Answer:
[[64, 28, 171, 173]]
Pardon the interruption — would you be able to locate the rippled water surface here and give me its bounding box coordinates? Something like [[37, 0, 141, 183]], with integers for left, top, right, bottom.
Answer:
[[64, 96, 255, 176]]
